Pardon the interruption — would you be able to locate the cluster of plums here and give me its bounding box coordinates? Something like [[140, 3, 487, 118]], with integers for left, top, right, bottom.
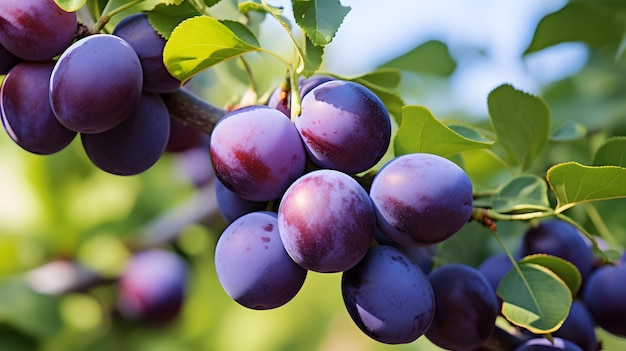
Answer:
[[479, 219, 626, 351], [0, 0, 206, 176]]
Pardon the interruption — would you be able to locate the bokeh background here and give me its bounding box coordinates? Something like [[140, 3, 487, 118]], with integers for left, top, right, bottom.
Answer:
[[2, 0, 626, 350]]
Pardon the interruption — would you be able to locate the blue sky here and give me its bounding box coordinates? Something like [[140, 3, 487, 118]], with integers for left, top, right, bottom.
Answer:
[[264, 0, 588, 116]]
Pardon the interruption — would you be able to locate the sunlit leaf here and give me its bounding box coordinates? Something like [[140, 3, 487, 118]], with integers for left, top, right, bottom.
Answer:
[[487, 84, 551, 171], [497, 262, 571, 334], [380, 40, 456, 77], [550, 121, 587, 142], [547, 162, 626, 212], [519, 254, 582, 296], [524, 2, 624, 55], [394, 106, 493, 157], [492, 175, 550, 213], [292, 0, 351, 46], [54, 0, 87, 11], [163, 16, 261, 83], [592, 136, 626, 167]]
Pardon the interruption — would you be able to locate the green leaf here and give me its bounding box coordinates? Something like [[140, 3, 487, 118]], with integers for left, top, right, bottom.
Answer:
[[592, 136, 626, 167], [380, 40, 457, 77], [0, 279, 62, 338], [547, 162, 626, 212], [519, 254, 582, 296], [497, 262, 572, 334], [524, 2, 624, 55], [163, 16, 261, 83], [394, 106, 493, 157], [492, 175, 550, 213], [447, 124, 494, 143], [550, 121, 587, 142], [351, 68, 401, 89], [300, 36, 324, 77], [292, 0, 351, 46], [54, 0, 87, 11], [487, 84, 551, 171], [148, 2, 200, 39]]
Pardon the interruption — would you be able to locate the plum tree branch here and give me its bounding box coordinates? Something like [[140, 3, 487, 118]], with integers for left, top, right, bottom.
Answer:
[[25, 181, 221, 295], [162, 88, 227, 136]]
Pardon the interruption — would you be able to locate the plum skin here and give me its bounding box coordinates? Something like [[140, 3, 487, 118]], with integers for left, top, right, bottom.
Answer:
[[278, 169, 375, 273], [341, 245, 435, 344], [581, 264, 626, 338], [1, 61, 76, 154], [80, 92, 170, 176], [214, 211, 307, 310], [113, 13, 181, 93], [521, 219, 593, 279], [514, 337, 584, 351], [426, 263, 499, 351], [370, 153, 473, 246], [296, 80, 391, 174], [209, 105, 306, 202], [0, 0, 77, 61], [49, 34, 143, 134], [117, 249, 188, 325]]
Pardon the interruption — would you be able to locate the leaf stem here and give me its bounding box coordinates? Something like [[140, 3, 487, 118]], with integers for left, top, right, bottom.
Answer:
[[472, 207, 555, 223], [187, 0, 213, 16], [583, 203, 620, 248], [554, 212, 614, 263], [94, 0, 144, 33], [239, 56, 259, 100]]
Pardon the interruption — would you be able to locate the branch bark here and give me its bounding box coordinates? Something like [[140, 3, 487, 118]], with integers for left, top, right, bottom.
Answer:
[[162, 88, 226, 136]]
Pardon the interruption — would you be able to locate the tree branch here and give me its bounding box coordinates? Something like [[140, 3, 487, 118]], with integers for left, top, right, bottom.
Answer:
[[162, 88, 226, 136], [25, 181, 221, 295]]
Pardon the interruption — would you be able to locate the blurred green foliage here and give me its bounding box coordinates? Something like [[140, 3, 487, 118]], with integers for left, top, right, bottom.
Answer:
[[3, 0, 626, 350]]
